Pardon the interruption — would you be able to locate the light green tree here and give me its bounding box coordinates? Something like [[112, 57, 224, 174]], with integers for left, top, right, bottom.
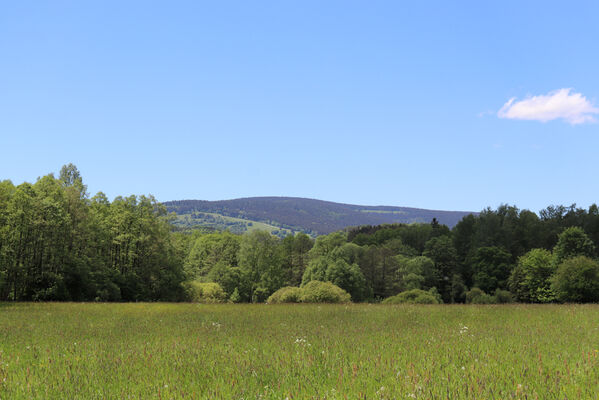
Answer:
[[553, 227, 595, 265], [238, 230, 283, 302], [508, 248, 555, 303]]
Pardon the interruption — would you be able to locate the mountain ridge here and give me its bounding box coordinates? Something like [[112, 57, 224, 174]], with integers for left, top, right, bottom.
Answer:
[[163, 196, 476, 236]]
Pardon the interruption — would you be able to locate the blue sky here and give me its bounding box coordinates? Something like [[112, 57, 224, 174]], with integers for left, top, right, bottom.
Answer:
[[1, 1, 598, 213]]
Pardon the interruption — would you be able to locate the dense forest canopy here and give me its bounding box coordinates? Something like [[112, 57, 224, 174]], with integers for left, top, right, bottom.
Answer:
[[1, 165, 599, 303]]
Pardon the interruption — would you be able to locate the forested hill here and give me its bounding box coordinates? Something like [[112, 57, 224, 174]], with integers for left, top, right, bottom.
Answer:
[[163, 197, 475, 235]]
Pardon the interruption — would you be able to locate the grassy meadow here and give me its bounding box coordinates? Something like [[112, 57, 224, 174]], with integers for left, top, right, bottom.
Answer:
[[0, 303, 598, 399]]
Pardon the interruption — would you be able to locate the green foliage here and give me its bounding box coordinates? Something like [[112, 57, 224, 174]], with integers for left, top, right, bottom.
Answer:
[[450, 274, 467, 303], [423, 235, 457, 301], [184, 232, 240, 280], [206, 261, 242, 297], [185, 281, 228, 303], [308, 232, 348, 259], [3, 166, 599, 305], [553, 227, 596, 265], [508, 248, 555, 303], [301, 233, 370, 301], [323, 259, 369, 301], [229, 287, 241, 303], [551, 256, 599, 303], [382, 288, 442, 304], [302, 257, 328, 283], [403, 273, 425, 290], [266, 286, 303, 303], [423, 236, 457, 272], [279, 233, 314, 286], [493, 289, 514, 304], [395, 256, 437, 291], [298, 281, 351, 303], [350, 225, 406, 247], [0, 166, 186, 302], [465, 288, 496, 304], [238, 230, 284, 302], [470, 247, 513, 293], [302, 258, 369, 301]]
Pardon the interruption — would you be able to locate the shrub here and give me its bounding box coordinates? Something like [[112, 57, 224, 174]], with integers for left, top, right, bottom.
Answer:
[[494, 289, 514, 304], [382, 288, 442, 304], [465, 287, 496, 304], [298, 281, 351, 303], [267, 286, 303, 303], [185, 281, 228, 303], [551, 256, 599, 303]]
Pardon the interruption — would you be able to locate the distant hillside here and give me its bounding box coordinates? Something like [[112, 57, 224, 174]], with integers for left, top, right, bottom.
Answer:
[[163, 197, 475, 236]]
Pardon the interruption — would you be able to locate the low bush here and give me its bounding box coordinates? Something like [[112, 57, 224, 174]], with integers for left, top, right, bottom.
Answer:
[[267, 286, 303, 303], [266, 282, 351, 304], [465, 287, 496, 304], [382, 288, 442, 304], [494, 289, 514, 304], [298, 281, 351, 303], [185, 281, 228, 303]]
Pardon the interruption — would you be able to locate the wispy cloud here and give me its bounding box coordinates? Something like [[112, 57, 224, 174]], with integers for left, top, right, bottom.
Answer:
[[497, 88, 598, 125]]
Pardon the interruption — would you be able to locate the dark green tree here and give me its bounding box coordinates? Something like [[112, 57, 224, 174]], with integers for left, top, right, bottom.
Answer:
[[470, 246, 513, 293], [423, 235, 458, 302]]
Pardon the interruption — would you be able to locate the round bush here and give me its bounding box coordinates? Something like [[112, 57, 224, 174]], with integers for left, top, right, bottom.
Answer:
[[299, 281, 351, 303], [266, 286, 303, 303], [382, 289, 442, 304], [186, 281, 228, 303]]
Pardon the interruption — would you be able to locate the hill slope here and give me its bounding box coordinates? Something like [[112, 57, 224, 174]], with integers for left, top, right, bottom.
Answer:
[[163, 197, 474, 236]]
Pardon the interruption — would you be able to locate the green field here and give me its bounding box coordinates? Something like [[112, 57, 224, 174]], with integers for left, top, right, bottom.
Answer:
[[1, 303, 598, 399]]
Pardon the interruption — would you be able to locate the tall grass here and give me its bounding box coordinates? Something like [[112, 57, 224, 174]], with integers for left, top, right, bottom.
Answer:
[[0, 303, 598, 399]]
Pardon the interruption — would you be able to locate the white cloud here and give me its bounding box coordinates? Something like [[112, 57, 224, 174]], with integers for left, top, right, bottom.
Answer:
[[497, 88, 598, 125]]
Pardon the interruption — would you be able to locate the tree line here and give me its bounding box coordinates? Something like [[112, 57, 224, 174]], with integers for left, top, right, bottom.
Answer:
[[0, 165, 187, 301], [1, 165, 599, 303]]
